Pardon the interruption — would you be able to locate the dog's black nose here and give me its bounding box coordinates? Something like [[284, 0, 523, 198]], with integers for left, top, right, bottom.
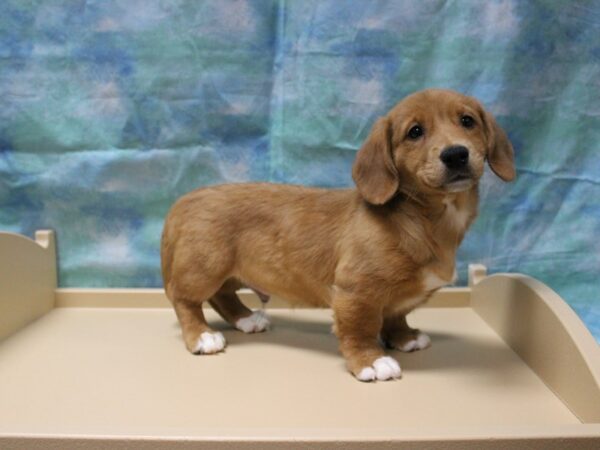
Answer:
[[440, 146, 469, 169]]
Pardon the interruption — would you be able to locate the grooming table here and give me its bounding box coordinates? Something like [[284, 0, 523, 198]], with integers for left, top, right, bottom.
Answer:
[[1, 230, 599, 449]]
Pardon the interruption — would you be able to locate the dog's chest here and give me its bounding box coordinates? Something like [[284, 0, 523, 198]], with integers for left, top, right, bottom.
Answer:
[[418, 198, 469, 291], [421, 267, 458, 291], [390, 268, 457, 314], [442, 197, 471, 231], [393, 199, 469, 311]]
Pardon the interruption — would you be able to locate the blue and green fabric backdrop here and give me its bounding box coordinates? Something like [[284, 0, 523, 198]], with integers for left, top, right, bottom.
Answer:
[[1, 1, 599, 339]]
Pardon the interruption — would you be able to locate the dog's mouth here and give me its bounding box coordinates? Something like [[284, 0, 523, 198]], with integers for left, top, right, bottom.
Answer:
[[444, 172, 473, 192]]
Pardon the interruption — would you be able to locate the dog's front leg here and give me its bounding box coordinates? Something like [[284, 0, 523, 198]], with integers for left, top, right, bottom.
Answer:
[[381, 313, 431, 353], [332, 289, 401, 382]]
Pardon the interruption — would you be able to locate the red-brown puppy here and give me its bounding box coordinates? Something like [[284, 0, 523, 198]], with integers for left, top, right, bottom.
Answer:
[[161, 88, 515, 381]]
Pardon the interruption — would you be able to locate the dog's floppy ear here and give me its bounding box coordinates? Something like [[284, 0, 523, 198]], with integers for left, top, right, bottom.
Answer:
[[483, 110, 516, 182], [352, 116, 399, 205]]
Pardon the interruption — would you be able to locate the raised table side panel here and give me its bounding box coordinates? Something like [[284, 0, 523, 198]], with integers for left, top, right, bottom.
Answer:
[[472, 273, 600, 423], [54, 287, 470, 308], [0, 230, 57, 341]]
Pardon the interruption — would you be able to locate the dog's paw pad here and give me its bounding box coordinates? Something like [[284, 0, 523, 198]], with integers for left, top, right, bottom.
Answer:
[[193, 331, 226, 354], [356, 356, 402, 382], [398, 332, 431, 352], [235, 310, 270, 333]]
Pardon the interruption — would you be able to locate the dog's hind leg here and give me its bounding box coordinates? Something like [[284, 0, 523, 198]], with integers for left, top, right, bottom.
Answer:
[[167, 269, 229, 355], [209, 279, 270, 333], [172, 298, 227, 354]]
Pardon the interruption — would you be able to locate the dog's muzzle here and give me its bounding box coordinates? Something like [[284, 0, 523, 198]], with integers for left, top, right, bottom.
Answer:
[[440, 146, 472, 190]]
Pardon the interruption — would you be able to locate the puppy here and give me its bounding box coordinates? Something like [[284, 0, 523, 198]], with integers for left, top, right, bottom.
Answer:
[[161, 89, 515, 381]]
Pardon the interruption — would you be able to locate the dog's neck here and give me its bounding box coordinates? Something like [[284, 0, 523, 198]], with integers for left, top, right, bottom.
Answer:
[[361, 185, 479, 235], [383, 185, 479, 250], [392, 182, 476, 211], [421, 188, 477, 228]]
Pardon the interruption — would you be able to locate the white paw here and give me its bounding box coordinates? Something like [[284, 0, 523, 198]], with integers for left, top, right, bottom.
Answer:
[[398, 332, 431, 352], [356, 356, 402, 382], [193, 331, 226, 354], [235, 310, 270, 333]]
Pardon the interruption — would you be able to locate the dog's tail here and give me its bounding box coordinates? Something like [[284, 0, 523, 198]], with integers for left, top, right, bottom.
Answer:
[[160, 214, 175, 298]]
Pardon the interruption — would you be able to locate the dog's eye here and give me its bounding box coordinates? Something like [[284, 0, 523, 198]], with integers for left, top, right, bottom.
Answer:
[[407, 125, 424, 140], [461, 115, 475, 129]]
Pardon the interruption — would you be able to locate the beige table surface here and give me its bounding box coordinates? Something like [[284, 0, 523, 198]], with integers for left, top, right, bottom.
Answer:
[[0, 306, 578, 439]]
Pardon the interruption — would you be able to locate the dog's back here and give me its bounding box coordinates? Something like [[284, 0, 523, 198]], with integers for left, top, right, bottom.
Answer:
[[161, 183, 355, 306]]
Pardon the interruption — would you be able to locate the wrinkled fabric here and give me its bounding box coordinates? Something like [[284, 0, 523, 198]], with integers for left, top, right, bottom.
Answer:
[[1, 1, 599, 339]]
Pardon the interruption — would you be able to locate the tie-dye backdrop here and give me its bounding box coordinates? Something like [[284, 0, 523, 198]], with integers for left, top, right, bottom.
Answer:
[[1, 1, 599, 338]]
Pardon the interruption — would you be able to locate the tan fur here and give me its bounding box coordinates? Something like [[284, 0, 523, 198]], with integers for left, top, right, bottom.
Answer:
[[161, 89, 515, 379]]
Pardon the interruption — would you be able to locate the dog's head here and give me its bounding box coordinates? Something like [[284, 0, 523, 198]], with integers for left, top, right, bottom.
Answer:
[[352, 89, 515, 205]]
